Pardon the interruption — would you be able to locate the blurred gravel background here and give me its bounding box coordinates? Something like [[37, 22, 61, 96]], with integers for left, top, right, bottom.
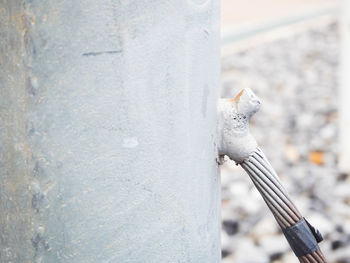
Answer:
[[220, 21, 350, 263]]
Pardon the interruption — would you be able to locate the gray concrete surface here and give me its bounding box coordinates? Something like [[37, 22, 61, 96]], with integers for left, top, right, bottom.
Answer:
[[0, 1, 221, 262]]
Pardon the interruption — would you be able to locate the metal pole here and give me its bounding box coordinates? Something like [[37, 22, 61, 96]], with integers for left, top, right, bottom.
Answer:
[[0, 1, 221, 262]]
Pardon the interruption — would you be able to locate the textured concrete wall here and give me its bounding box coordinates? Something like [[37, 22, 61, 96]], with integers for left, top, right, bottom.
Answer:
[[0, 0, 221, 262]]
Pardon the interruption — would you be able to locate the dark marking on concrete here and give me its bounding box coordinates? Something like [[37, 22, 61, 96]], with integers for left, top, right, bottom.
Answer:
[[26, 77, 36, 96], [31, 232, 50, 255], [32, 161, 47, 178], [33, 161, 40, 177], [204, 29, 210, 39], [31, 233, 41, 250], [31, 192, 45, 212], [24, 32, 36, 55], [26, 121, 35, 135], [82, 50, 122, 57]]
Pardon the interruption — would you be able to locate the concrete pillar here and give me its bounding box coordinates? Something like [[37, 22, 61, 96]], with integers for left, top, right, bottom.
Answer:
[[0, 1, 221, 262], [339, 0, 350, 173]]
